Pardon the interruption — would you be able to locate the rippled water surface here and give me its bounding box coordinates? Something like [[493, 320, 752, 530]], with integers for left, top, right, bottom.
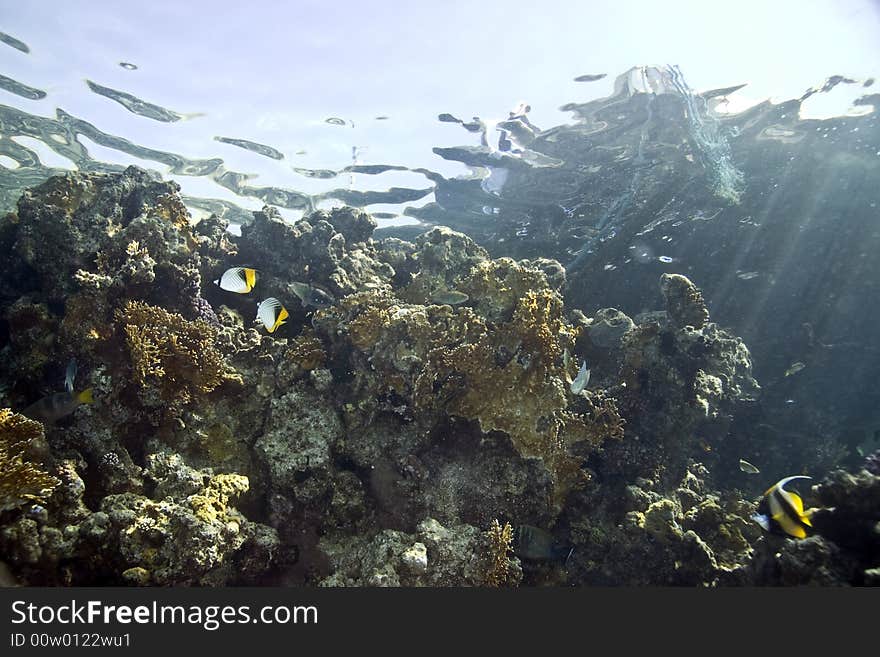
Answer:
[[2, 2, 880, 443]]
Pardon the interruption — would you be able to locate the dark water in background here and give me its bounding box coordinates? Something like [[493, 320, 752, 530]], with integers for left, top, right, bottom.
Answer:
[[2, 28, 879, 471]]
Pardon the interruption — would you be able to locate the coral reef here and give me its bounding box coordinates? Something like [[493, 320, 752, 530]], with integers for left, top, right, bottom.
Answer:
[[0, 167, 872, 587], [0, 452, 278, 586], [659, 273, 710, 330]]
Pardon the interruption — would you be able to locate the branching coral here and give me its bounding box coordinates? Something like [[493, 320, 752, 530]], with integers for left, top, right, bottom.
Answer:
[[115, 300, 240, 409], [484, 519, 515, 587], [0, 409, 59, 512]]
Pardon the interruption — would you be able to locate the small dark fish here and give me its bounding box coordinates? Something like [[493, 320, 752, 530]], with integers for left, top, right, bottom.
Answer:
[[374, 115, 389, 120], [290, 281, 336, 308], [119, 62, 138, 70], [325, 117, 347, 126], [22, 389, 94, 425], [784, 361, 806, 377], [574, 73, 607, 82], [513, 525, 573, 563], [752, 476, 813, 539]]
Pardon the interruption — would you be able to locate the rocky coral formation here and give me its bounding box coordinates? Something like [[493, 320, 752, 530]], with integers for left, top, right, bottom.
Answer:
[[0, 452, 277, 585], [563, 463, 759, 585], [0, 167, 872, 587]]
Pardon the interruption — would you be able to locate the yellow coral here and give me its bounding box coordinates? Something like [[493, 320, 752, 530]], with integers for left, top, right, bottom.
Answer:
[[116, 301, 239, 408], [485, 519, 515, 587], [188, 473, 249, 524], [0, 409, 59, 512]]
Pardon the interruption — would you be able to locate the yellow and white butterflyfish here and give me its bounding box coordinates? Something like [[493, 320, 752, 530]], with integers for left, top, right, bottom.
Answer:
[[256, 297, 288, 333], [215, 267, 258, 293]]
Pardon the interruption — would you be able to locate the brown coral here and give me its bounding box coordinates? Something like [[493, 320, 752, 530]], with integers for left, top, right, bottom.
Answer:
[[152, 192, 195, 238], [285, 329, 327, 371], [484, 519, 515, 587], [0, 409, 60, 512], [115, 300, 239, 409]]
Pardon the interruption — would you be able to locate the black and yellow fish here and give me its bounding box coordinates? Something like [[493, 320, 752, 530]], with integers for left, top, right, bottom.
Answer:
[[752, 475, 813, 539], [22, 388, 94, 425], [214, 267, 258, 294]]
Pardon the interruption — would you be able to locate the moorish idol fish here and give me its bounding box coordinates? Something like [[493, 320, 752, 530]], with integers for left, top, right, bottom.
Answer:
[[752, 475, 814, 539]]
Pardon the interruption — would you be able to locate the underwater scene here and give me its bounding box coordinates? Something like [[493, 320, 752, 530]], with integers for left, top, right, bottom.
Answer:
[[1, 2, 879, 587]]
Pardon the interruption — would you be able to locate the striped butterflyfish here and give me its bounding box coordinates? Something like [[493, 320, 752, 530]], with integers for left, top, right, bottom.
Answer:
[[752, 475, 813, 539], [214, 267, 258, 293], [255, 297, 288, 333]]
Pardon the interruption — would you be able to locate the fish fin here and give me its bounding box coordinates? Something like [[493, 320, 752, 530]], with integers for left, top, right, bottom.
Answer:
[[788, 491, 805, 515], [245, 268, 257, 291], [271, 306, 289, 333], [77, 388, 94, 404], [788, 524, 807, 539], [752, 513, 770, 531]]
